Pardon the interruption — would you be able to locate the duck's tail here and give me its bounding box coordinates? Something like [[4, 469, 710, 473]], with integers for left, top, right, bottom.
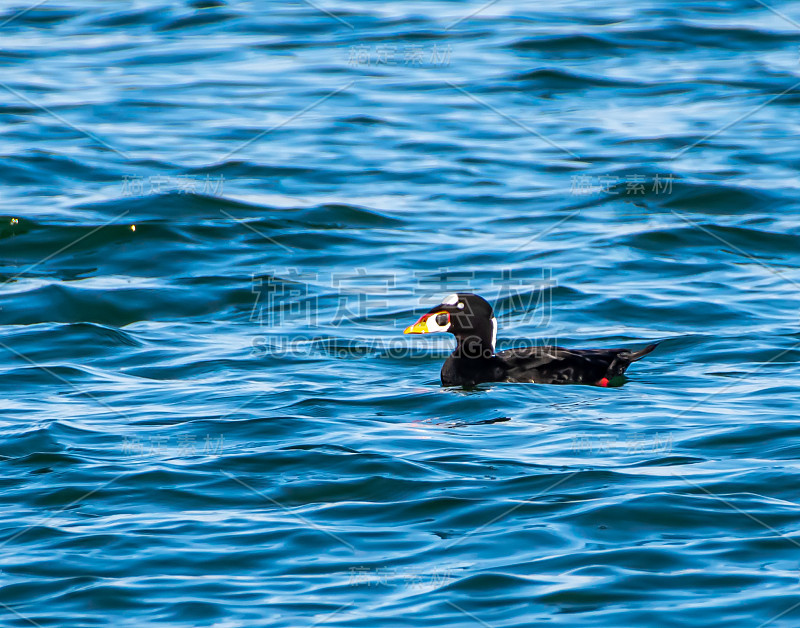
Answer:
[[628, 342, 660, 362]]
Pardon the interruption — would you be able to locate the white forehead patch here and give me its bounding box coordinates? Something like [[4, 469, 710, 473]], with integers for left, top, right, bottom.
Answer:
[[442, 293, 459, 305]]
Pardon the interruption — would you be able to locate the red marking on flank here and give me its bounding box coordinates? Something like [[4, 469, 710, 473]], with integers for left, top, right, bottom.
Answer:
[[597, 377, 609, 387]]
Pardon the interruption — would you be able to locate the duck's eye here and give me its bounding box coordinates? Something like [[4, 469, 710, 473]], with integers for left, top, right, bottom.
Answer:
[[435, 312, 449, 326]]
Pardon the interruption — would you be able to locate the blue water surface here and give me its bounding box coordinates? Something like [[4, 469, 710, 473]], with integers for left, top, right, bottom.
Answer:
[[2, 1, 800, 626]]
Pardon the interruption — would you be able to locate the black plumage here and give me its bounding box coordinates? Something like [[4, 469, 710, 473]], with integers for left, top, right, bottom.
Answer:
[[404, 293, 659, 387]]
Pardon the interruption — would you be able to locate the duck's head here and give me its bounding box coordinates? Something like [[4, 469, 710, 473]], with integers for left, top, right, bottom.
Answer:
[[404, 293, 497, 355]]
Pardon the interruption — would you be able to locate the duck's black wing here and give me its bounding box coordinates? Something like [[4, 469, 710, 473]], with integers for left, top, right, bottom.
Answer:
[[496, 343, 659, 385]]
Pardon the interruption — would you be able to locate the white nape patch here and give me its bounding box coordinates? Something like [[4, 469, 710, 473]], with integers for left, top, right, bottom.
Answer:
[[442, 293, 459, 305], [491, 317, 497, 353]]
